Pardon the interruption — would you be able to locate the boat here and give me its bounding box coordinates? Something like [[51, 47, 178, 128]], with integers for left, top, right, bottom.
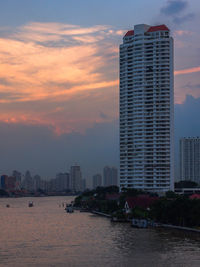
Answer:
[[28, 201, 34, 207], [132, 218, 148, 228], [65, 204, 74, 213]]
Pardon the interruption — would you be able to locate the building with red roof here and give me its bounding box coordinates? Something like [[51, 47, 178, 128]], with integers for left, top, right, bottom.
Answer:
[[125, 195, 158, 213], [124, 24, 169, 38], [189, 194, 200, 200], [120, 24, 174, 193], [105, 193, 120, 201]]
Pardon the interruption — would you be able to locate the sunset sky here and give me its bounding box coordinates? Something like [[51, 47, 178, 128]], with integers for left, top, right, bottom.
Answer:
[[0, 0, 200, 182]]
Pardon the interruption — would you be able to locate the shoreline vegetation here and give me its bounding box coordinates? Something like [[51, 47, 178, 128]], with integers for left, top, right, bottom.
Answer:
[[74, 186, 200, 232]]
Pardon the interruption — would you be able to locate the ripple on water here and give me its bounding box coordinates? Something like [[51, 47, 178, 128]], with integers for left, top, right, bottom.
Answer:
[[0, 196, 200, 267]]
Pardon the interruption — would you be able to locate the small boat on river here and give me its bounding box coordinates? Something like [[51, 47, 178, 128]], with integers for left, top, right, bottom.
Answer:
[[65, 204, 74, 213], [28, 201, 34, 207], [132, 218, 148, 228]]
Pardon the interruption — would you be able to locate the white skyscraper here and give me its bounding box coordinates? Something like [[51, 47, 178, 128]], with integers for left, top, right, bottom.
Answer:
[[180, 137, 200, 184], [119, 24, 174, 192]]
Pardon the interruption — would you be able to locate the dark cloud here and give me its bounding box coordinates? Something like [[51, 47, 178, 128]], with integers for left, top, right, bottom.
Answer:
[[99, 111, 108, 119], [183, 83, 200, 90], [0, 78, 12, 86], [175, 95, 200, 139], [174, 95, 200, 179], [0, 91, 26, 100], [161, 0, 188, 16], [173, 12, 194, 24], [0, 120, 119, 186], [160, 0, 195, 25]]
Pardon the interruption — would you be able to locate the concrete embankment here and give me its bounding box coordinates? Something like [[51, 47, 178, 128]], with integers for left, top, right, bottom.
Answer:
[[91, 210, 111, 218], [90, 211, 200, 235], [160, 224, 200, 234]]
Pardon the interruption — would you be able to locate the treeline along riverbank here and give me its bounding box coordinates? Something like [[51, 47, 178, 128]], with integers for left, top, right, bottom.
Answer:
[[74, 186, 200, 229]]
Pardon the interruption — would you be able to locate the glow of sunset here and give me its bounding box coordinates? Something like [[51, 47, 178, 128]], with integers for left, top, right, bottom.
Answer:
[[0, 22, 199, 134], [0, 22, 121, 134]]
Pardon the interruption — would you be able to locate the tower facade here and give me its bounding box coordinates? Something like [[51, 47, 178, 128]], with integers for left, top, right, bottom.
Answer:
[[70, 165, 82, 192], [103, 166, 118, 187], [93, 174, 102, 189], [119, 24, 174, 192], [180, 137, 200, 184]]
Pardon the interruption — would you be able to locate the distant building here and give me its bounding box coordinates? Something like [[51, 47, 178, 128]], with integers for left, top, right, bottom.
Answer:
[[23, 171, 34, 191], [111, 167, 118, 186], [81, 178, 86, 192], [0, 175, 8, 190], [7, 176, 16, 191], [12, 170, 22, 190], [55, 173, 70, 191], [40, 179, 49, 192], [33, 175, 42, 191], [103, 166, 112, 186], [0, 175, 16, 191], [12, 170, 21, 182], [70, 165, 82, 192], [180, 137, 200, 184], [103, 166, 118, 187], [93, 174, 102, 189]]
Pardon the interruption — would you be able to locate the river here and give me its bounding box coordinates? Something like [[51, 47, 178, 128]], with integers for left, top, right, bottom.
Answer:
[[0, 196, 200, 267]]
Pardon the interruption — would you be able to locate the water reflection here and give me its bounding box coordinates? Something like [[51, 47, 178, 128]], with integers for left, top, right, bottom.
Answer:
[[0, 197, 200, 267]]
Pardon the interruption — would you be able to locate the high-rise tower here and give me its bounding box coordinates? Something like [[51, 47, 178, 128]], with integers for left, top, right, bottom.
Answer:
[[70, 165, 82, 192], [93, 174, 102, 189], [103, 166, 118, 187], [119, 24, 174, 192], [180, 137, 200, 184]]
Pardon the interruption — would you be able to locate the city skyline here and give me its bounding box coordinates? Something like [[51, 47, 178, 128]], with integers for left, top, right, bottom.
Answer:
[[0, 164, 118, 190], [0, 0, 199, 180]]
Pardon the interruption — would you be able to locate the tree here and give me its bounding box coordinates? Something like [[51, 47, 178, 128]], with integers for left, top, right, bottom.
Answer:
[[149, 195, 200, 227], [165, 190, 177, 199], [0, 189, 9, 197]]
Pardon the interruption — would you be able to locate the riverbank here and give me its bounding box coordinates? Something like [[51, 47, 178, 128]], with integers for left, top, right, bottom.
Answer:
[[91, 210, 111, 218], [0, 193, 76, 198], [74, 186, 200, 231], [91, 209, 200, 234], [160, 224, 200, 234]]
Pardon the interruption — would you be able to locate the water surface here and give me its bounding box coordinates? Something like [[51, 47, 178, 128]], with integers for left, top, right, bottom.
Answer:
[[0, 196, 200, 266]]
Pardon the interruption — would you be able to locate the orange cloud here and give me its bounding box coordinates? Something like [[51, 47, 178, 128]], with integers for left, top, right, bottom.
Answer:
[[175, 66, 200, 75], [22, 22, 108, 36], [173, 30, 193, 36], [0, 30, 116, 102], [0, 22, 120, 134]]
